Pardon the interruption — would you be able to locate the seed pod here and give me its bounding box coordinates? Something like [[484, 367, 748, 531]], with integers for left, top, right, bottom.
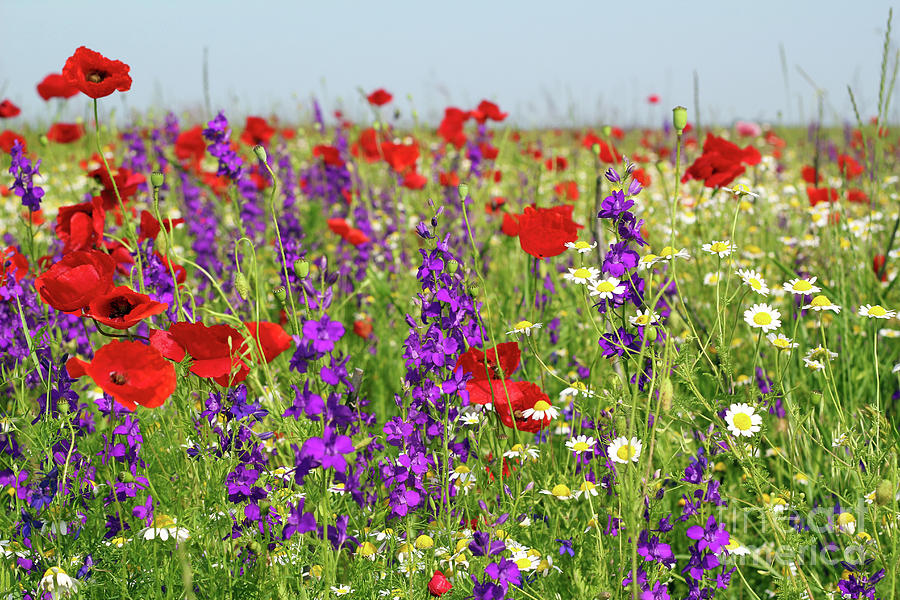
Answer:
[[876, 480, 894, 506], [294, 258, 310, 279], [446, 259, 459, 274], [673, 106, 688, 134], [234, 272, 250, 300], [457, 183, 469, 201], [659, 377, 674, 411], [150, 171, 165, 188], [273, 286, 287, 305]]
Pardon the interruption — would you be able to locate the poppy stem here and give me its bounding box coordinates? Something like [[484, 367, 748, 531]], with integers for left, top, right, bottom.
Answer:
[[90, 318, 149, 342]]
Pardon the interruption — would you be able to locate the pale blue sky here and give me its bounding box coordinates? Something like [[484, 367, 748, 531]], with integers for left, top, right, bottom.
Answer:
[[2, 0, 897, 126]]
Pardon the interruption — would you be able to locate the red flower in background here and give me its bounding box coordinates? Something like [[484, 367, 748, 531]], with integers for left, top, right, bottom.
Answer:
[[427, 571, 453, 596], [34, 249, 116, 312], [150, 322, 249, 385], [241, 116, 275, 146], [313, 145, 346, 168], [847, 188, 869, 204], [800, 165, 821, 184], [455, 342, 521, 398], [351, 128, 383, 162], [472, 100, 507, 123], [837, 154, 864, 179], [553, 180, 579, 201], [88, 165, 146, 210], [647, 94, 660, 104], [47, 123, 84, 144], [382, 141, 420, 173], [806, 186, 839, 206], [492, 381, 554, 433], [62, 46, 132, 99], [83, 286, 168, 329], [681, 133, 761, 188], [174, 125, 206, 167], [580, 132, 622, 162], [517, 204, 582, 259], [328, 218, 351, 237], [56, 196, 106, 253], [138, 210, 184, 242], [439, 171, 460, 187], [0, 131, 26, 153], [244, 321, 293, 363], [37, 73, 79, 100], [485, 196, 506, 214], [366, 88, 393, 106], [0, 100, 21, 118], [438, 107, 470, 148], [67, 340, 175, 411], [1, 246, 28, 285], [353, 319, 374, 339], [402, 171, 427, 190]]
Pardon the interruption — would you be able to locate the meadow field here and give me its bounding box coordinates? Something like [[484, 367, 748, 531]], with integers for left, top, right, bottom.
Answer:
[[1, 38, 899, 600]]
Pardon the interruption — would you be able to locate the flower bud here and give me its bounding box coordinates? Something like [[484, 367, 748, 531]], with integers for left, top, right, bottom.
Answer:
[[155, 231, 168, 254], [294, 258, 309, 279], [457, 183, 469, 201], [601, 125, 612, 138], [659, 377, 673, 411], [150, 171, 165, 188], [117, 471, 135, 483], [234, 272, 250, 300], [876, 480, 894, 505], [446, 259, 459, 274], [467, 280, 480, 296], [591, 143, 601, 156], [673, 106, 688, 134], [273, 286, 287, 304], [39, 134, 49, 147], [252, 144, 267, 163]]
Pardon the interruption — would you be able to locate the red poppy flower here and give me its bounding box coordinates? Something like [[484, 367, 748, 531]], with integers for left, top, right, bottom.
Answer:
[[150, 322, 249, 385], [806, 186, 838, 206], [366, 88, 393, 106], [56, 196, 106, 254], [579, 132, 622, 162], [244, 321, 293, 363], [88, 165, 146, 209], [485, 196, 506, 214], [0, 100, 21, 118], [517, 204, 582, 259], [351, 128, 383, 162], [439, 171, 460, 187], [240, 116, 275, 146], [402, 171, 427, 190], [874, 254, 887, 282], [328, 218, 351, 237], [382, 141, 420, 173], [491, 380, 554, 433], [46, 123, 84, 144], [647, 94, 660, 104], [34, 249, 116, 312], [632, 167, 651, 188], [427, 570, 453, 596], [62, 47, 132, 99], [313, 145, 345, 168], [455, 342, 521, 389], [837, 154, 864, 179], [553, 180, 579, 201], [800, 165, 821, 184], [174, 125, 206, 167], [138, 210, 184, 242], [1, 246, 28, 285], [36, 73, 79, 101], [438, 107, 470, 148], [471, 100, 507, 123], [345, 228, 371, 246], [353, 319, 374, 339], [0, 130, 26, 154], [681, 133, 761, 188], [847, 188, 869, 204], [67, 340, 175, 411], [83, 286, 168, 329], [501, 212, 521, 236]]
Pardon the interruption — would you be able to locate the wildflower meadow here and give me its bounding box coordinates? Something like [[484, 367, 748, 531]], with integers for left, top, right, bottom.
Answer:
[[4, 15, 900, 600]]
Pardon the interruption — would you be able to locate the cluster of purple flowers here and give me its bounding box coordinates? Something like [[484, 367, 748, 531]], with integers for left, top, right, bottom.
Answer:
[[203, 111, 244, 181], [8, 140, 44, 211]]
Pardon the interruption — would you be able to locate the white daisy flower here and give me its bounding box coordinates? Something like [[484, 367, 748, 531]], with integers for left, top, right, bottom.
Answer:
[[766, 333, 798, 352], [858, 304, 896, 319], [563, 266, 600, 285], [723, 403, 762, 437], [607, 436, 642, 464], [565, 240, 598, 254], [559, 381, 593, 400], [331, 585, 353, 596], [139, 514, 190, 544], [744, 303, 781, 332], [575, 480, 601, 498], [521, 399, 559, 421], [803, 294, 841, 313], [893, 363, 900, 374], [629, 309, 660, 327], [449, 464, 476, 484], [503, 443, 540, 460], [803, 358, 825, 372], [511, 552, 540, 571], [588, 276, 625, 299], [506, 320, 542, 336], [39, 566, 79, 598], [656, 245, 691, 261], [540, 483, 575, 500], [723, 183, 760, 198], [737, 269, 769, 296], [703, 272, 721, 286], [702, 240, 736, 257], [565, 435, 596, 455], [804, 345, 838, 362]]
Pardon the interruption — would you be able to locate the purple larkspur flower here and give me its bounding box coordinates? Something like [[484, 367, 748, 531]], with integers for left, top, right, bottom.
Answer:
[[302, 314, 345, 354], [686, 514, 730, 554], [8, 141, 44, 211]]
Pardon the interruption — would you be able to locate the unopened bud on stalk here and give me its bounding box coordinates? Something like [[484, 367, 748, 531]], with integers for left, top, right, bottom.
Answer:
[[294, 258, 310, 279], [446, 259, 459, 274], [234, 272, 250, 300], [601, 125, 611, 138], [273, 286, 287, 304], [876, 480, 894, 505], [150, 171, 165, 188], [253, 144, 267, 163], [457, 183, 469, 201], [467, 280, 480, 296], [155, 232, 168, 254], [659, 377, 673, 411], [591, 143, 601, 157], [673, 106, 688, 134], [39, 134, 49, 147]]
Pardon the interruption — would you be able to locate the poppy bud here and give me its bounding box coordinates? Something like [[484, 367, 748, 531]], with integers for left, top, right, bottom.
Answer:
[[644, 325, 658, 342], [257, 500, 271, 514], [253, 144, 267, 163], [155, 232, 168, 255], [446, 259, 459, 274], [601, 125, 612, 138], [876, 480, 894, 505], [457, 183, 469, 201], [117, 471, 135, 483], [591, 143, 601, 156], [273, 286, 287, 304], [659, 377, 673, 411], [294, 258, 309, 279], [467, 280, 480, 296], [673, 106, 688, 134], [234, 272, 250, 300], [150, 171, 165, 188], [427, 570, 453, 596], [39, 134, 49, 147]]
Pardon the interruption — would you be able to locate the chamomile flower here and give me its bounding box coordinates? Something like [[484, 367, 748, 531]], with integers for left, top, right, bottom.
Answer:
[[724, 183, 760, 198], [140, 514, 190, 543], [858, 304, 896, 319], [559, 381, 593, 400], [805, 345, 838, 362], [39, 566, 79, 598], [639, 253, 660, 269], [803, 357, 825, 372], [737, 269, 769, 296], [503, 443, 540, 460], [506, 320, 542, 336], [540, 483, 575, 500], [835, 513, 857, 535], [629, 309, 660, 327], [588, 276, 625, 299], [744, 303, 782, 332], [656, 245, 691, 261], [511, 552, 540, 571], [702, 240, 736, 257], [723, 403, 762, 437], [894, 363, 900, 374], [703, 272, 721, 286], [521, 399, 559, 421], [832, 433, 849, 447], [766, 333, 798, 351], [565, 240, 597, 254], [803, 294, 841, 313], [607, 436, 642, 464], [563, 266, 600, 285], [565, 435, 596, 455], [449, 464, 476, 485], [331, 585, 353, 596], [575, 480, 601, 498], [723, 537, 751, 556]]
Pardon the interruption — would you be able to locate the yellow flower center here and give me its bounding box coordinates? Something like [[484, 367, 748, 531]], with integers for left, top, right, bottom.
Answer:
[[42, 566, 66, 578], [513, 320, 533, 330], [732, 412, 753, 431], [572, 268, 591, 278], [515, 557, 532, 569], [358, 541, 377, 556], [659, 246, 677, 257], [810, 295, 831, 307], [753, 313, 772, 326], [793, 280, 812, 291], [551, 484, 571, 498], [533, 400, 551, 412], [634, 314, 650, 325], [572, 441, 590, 452], [573, 241, 591, 249], [153, 514, 175, 529], [596, 281, 615, 293], [415, 534, 434, 549], [749, 278, 762, 290], [837, 513, 856, 526], [580, 481, 596, 492], [773, 338, 790, 348], [869, 305, 888, 317], [641, 254, 658, 263], [710, 242, 728, 252], [616, 444, 635, 461], [454, 465, 470, 474], [510, 443, 524, 453]]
